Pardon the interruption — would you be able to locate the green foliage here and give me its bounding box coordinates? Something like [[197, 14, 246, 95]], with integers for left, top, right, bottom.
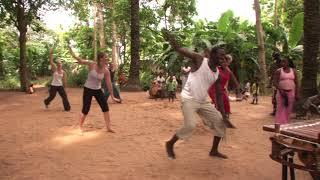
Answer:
[[281, 0, 304, 29], [217, 10, 234, 32], [288, 12, 304, 48], [27, 41, 51, 78], [0, 1, 311, 91], [67, 67, 88, 87], [139, 71, 153, 91], [0, 26, 20, 77], [66, 26, 94, 59], [63, 0, 91, 22], [159, 0, 197, 28], [0, 76, 20, 89]]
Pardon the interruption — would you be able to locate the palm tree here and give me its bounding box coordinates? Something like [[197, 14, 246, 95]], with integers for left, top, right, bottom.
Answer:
[[300, 0, 320, 98], [254, 0, 268, 94], [126, 0, 141, 91]]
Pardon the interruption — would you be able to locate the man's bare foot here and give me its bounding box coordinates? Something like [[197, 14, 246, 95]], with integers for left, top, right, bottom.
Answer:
[[165, 141, 175, 159], [209, 151, 228, 159], [224, 119, 236, 129], [106, 128, 115, 133]]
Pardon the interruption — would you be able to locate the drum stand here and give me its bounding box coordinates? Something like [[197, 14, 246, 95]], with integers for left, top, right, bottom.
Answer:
[[269, 124, 320, 180]]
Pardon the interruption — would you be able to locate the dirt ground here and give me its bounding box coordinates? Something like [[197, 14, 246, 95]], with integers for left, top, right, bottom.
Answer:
[[0, 88, 312, 180]]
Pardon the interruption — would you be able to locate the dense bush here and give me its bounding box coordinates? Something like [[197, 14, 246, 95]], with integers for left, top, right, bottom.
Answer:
[[67, 67, 88, 87], [0, 76, 20, 89], [140, 71, 153, 91]]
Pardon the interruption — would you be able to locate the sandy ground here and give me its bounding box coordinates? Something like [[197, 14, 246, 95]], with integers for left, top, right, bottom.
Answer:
[[0, 88, 312, 180]]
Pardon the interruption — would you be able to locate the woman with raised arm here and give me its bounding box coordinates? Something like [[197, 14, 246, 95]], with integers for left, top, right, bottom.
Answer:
[[44, 47, 71, 111], [162, 29, 235, 160], [68, 46, 120, 133], [208, 54, 240, 118]]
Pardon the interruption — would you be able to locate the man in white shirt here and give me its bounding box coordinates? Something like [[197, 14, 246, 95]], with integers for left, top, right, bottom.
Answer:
[[162, 29, 235, 160], [181, 65, 191, 89]]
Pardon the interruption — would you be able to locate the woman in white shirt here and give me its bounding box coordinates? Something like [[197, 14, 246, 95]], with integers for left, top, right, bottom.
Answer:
[[44, 47, 71, 111], [69, 46, 120, 133]]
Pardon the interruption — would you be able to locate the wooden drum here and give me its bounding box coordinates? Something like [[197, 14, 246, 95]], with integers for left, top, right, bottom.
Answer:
[[263, 120, 320, 180]]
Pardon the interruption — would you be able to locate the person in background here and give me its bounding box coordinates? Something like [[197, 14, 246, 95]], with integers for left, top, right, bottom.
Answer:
[[208, 54, 240, 118], [273, 57, 299, 124], [44, 47, 71, 111], [251, 78, 260, 105], [156, 72, 166, 99], [28, 84, 35, 94], [166, 76, 178, 102], [104, 62, 122, 103], [268, 52, 282, 116]]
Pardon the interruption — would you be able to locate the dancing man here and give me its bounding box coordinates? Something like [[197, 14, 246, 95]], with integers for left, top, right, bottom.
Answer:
[[162, 29, 235, 160]]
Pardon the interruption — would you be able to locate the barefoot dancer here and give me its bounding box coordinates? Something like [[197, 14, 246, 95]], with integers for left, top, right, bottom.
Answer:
[[68, 46, 120, 133], [208, 54, 240, 118], [44, 47, 71, 111], [104, 62, 122, 103], [162, 30, 235, 160]]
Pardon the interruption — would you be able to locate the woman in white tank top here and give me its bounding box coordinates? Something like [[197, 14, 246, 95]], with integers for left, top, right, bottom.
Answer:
[[44, 47, 71, 111], [69, 45, 120, 134]]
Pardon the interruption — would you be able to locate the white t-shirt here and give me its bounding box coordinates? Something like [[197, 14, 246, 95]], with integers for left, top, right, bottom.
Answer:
[[156, 76, 165, 83], [84, 69, 104, 90], [51, 71, 64, 86], [181, 58, 219, 101]]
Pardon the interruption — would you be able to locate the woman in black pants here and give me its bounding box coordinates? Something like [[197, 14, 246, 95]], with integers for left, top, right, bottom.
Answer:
[[44, 47, 71, 111], [68, 46, 120, 133]]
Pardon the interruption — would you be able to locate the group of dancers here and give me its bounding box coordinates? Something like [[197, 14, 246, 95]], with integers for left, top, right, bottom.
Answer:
[[43, 30, 292, 160], [41, 29, 240, 160]]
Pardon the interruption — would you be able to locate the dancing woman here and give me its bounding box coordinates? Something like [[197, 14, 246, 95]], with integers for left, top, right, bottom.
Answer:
[[208, 54, 240, 118], [69, 46, 120, 133], [44, 47, 71, 111]]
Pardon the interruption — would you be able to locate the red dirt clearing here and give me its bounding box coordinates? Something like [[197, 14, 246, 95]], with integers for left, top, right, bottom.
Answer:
[[0, 88, 311, 180]]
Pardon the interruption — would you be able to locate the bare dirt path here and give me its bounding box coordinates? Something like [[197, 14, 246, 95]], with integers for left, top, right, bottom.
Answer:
[[0, 88, 311, 180]]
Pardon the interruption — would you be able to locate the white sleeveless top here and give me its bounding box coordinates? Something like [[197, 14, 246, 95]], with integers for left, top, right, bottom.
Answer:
[[51, 71, 64, 86], [84, 69, 104, 90], [181, 58, 219, 101]]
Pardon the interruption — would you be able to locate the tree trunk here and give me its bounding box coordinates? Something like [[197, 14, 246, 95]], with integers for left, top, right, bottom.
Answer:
[[110, 0, 119, 69], [280, 0, 286, 23], [122, 35, 126, 65], [301, 0, 320, 98], [0, 47, 4, 79], [97, 2, 106, 49], [17, 2, 29, 91], [254, 0, 267, 94], [126, 0, 141, 91], [93, 3, 98, 61], [274, 0, 278, 26]]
